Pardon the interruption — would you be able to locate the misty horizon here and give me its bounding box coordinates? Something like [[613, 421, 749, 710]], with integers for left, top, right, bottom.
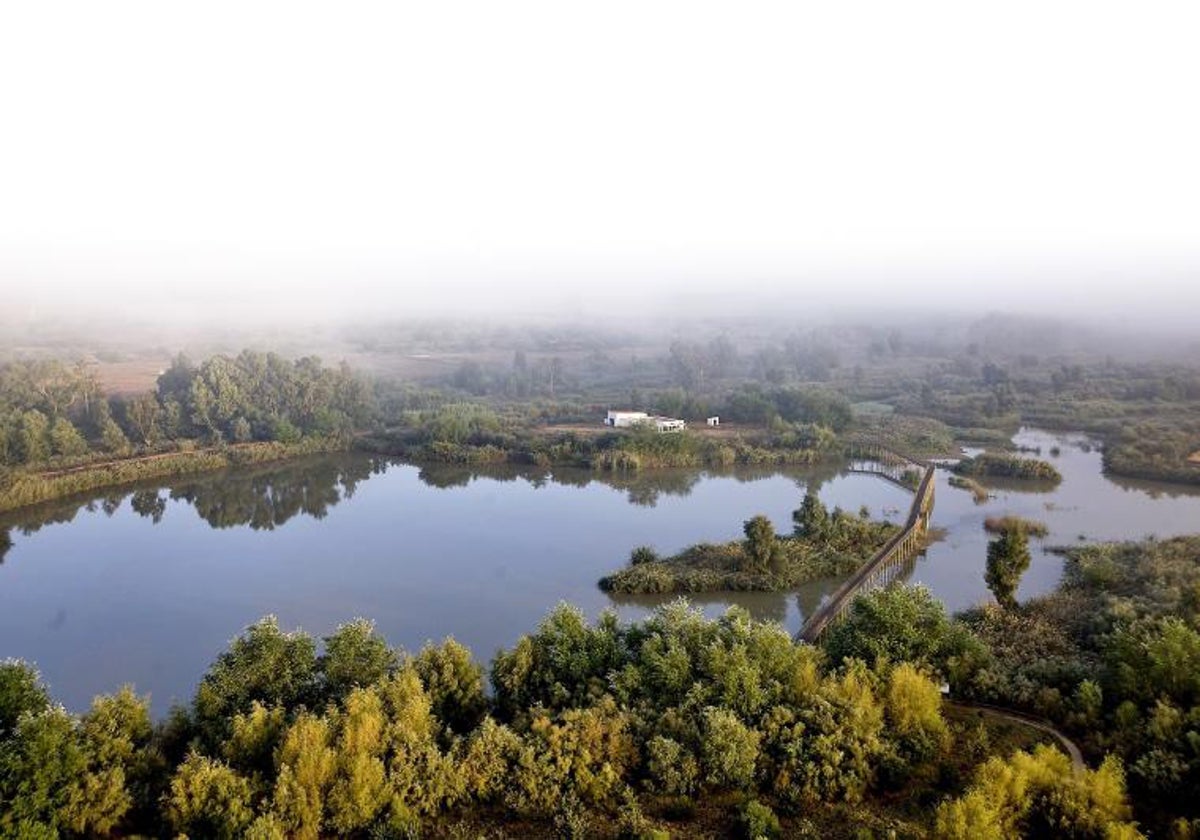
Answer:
[[2, 1, 1198, 330]]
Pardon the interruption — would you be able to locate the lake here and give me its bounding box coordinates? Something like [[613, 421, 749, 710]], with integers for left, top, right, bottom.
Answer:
[[2, 428, 1199, 713]]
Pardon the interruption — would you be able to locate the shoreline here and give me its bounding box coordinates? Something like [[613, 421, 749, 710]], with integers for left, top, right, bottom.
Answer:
[[0, 436, 352, 517]]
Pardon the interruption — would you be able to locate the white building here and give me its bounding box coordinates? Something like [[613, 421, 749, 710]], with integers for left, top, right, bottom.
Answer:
[[605, 410, 650, 428], [706, 416, 720, 426], [653, 417, 686, 433], [604, 410, 686, 433]]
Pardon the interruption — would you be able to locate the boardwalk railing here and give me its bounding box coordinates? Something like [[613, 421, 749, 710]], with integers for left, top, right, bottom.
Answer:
[[796, 450, 935, 644]]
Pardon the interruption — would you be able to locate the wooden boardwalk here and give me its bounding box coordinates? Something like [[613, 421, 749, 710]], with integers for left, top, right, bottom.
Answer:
[[797, 447, 936, 643]]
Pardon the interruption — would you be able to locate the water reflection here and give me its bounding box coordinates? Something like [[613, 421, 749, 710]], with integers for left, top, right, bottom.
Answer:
[[0, 456, 392, 536], [0, 453, 892, 714], [1, 455, 851, 545], [170, 458, 386, 530], [606, 588, 793, 625], [414, 459, 844, 508], [8, 428, 1200, 715]]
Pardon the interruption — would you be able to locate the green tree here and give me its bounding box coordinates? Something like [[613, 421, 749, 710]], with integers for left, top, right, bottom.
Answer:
[[123, 394, 163, 445], [99, 416, 131, 454], [327, 687, 390, 833], [0, 707, 89, 836], [272, 713, 336, 839], [0, 660, 49, 738], [985, 526, 1031, 609], [413, 638, 487, 734], [193, 616, 317, 742], [934, 745, 1141, 839], [224, 701, 287, 782], [48, 417, 89, 458], [739, 799, 781, 840], [16, 410, 50, 463], [231, 416, 253, 443], [792, 491, 829, 539], [457, 716, 521, 805], [166, 753, 256, 840], [884, 662, 950, 764], [700, 707, 760, 790], [318, 619, 398, 704], [645, 735, 698, 797], [491, 604, 624, 716], [743, 515, 781, 573], [1108, 617, 1200, 708], [823, 585, 989, 685], [511, 699, 635, 816]]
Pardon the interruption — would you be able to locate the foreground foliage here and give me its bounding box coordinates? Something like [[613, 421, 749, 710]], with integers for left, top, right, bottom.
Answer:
[[1, 600, 1145, 838], [958, 535, 1200, 835]]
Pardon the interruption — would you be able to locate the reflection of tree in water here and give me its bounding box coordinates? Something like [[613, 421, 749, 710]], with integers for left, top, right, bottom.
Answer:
[[1106, 473, 1200, 501], [412, 462, 703, 507], [0, 456, 391, 541], [788, 460, 843, 499], [605, 590, 790, 626], [0, 528, 11, 564], [14, 507, 82, 537], [169, 457, 387, 530], [130, 490, 167, 524], [601, 471, 703, 508], [89, 492, 125, 517], [409, 458, 851, 510], [416, 462, 536, 490]]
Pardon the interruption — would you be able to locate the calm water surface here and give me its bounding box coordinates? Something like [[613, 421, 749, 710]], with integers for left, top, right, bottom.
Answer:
[[2, 428, 1198, 713]]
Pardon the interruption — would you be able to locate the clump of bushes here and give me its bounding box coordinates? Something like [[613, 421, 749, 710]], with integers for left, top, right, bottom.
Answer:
[[983, 516, 1049, 538], [953, 453, 1062, 482], [948, 475, 991, 503]]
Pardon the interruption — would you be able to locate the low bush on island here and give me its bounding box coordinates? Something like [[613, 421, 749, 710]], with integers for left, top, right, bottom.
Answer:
[[953, 453, 1062, 483], [599, 494, 899, 594]]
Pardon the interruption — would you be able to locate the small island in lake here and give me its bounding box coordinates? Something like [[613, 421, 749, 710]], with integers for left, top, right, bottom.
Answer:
[[952, 453, 1062, 483], [599, 492, 900, 593]]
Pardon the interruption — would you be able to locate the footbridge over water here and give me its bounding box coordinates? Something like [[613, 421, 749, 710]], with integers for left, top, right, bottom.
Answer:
[[796, 447, 936, 644]]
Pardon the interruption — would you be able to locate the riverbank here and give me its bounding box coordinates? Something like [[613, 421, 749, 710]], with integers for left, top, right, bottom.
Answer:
[[358, 423, 835, 471], [0, 435, 351, 515]]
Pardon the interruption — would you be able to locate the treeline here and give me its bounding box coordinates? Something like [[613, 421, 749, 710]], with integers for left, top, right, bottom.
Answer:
[[0, 601, 1143, 838], [0, 354, 376, 472], [133, 352, 375, 446], [1102, 418, 1200, 486], [365, 401, 842, 472], [885, 351, 1200, 485], [0, 354, 377, 513], [0, 438, 347, 515]]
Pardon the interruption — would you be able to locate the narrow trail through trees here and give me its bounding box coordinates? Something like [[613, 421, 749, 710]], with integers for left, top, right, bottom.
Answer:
[[945, 699, 1085, 771]]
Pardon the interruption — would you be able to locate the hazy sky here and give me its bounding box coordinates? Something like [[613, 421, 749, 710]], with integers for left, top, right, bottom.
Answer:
[[1, 1, 1198, 323]]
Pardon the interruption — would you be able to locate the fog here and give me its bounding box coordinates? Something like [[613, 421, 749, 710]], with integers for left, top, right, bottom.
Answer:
[[2, 1, 1198, 329]]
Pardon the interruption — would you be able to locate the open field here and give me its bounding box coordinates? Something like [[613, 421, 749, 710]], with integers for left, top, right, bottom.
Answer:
[[91, 358, 170, 395]]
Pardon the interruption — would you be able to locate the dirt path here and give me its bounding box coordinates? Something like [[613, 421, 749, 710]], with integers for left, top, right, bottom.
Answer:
[[946, 699, 1085, 771], [34, 446, 236, 479]]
